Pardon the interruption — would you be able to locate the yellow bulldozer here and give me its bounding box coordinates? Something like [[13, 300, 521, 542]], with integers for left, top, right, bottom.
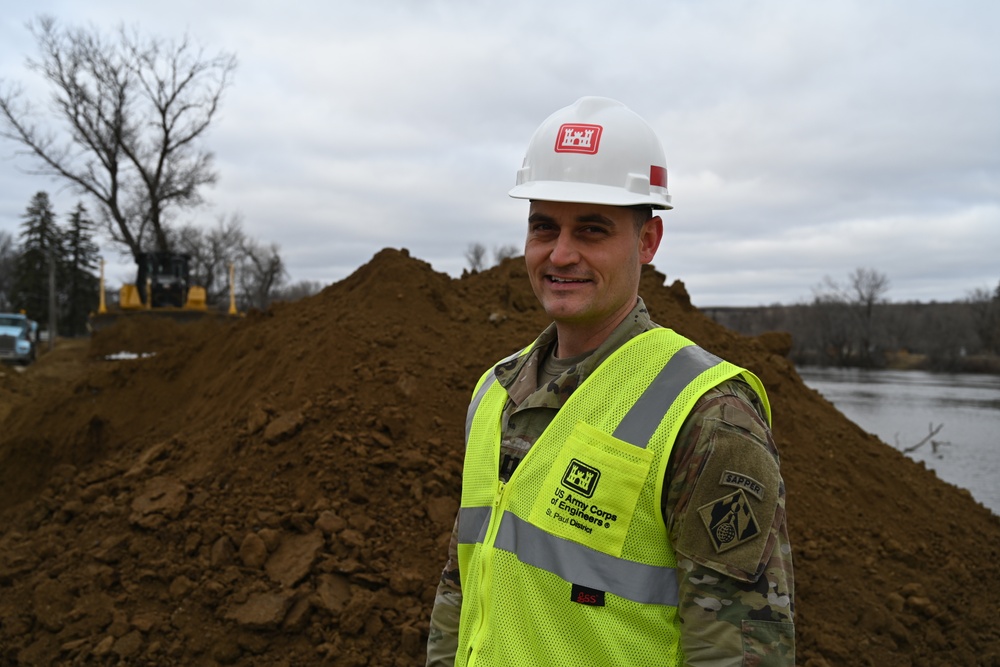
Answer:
[[89, 252, 239, 332]]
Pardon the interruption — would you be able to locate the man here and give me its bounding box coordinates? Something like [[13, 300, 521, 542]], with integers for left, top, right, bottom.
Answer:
[[427, 97, 794, 666]]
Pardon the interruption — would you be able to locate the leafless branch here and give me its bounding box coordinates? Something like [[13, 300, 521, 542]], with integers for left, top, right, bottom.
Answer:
[[899, 422, 946, 454], [0, 15, 236, 261]]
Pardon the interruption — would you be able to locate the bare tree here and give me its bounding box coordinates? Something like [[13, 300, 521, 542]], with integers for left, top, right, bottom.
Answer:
[[465, 242, 519, 272], [0, 16, 237, 261], [171, 213, 245, 305], [170, 214, 287, 310], [848, 268, 891, 365], [238, 239, 286, 311], [493, 244, 520, 264], [465, 242, 487, 272], [812, 268, 891, 366], [849, 268, 891, 318]]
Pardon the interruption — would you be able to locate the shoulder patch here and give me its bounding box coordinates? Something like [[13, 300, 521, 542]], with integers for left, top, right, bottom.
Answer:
[[675, 423, 781, 581], [698, 489, 761, 552]]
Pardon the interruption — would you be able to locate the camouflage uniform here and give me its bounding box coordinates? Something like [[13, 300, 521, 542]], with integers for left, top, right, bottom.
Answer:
[[428, 298, 795, 666]]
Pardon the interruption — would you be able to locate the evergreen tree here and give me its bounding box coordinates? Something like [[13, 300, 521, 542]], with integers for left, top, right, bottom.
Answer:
[[61, 202, 100, 336], [12, 191, 62, 323], [0, 230, 17, 311]]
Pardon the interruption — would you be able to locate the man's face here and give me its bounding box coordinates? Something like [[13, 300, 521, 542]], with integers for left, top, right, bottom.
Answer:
[[524, 200, 662, 338]]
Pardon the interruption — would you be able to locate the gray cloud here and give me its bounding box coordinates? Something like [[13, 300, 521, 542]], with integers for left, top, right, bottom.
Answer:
[[1, 0, 997, 306]]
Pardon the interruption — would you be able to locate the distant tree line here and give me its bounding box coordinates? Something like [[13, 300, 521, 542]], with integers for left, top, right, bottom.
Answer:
[[465, 242, 520, 272], [168, 214, 296, 312], [1, 192, 323, 337], [705, 268, 1000, 373]]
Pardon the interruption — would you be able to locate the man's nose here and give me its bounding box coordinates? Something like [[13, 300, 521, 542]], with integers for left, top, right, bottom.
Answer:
[[549, 230, 579, 266]]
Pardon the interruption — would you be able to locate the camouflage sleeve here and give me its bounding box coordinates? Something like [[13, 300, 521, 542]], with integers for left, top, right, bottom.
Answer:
[[426, 514, 462, 667], [665, 378, 795, 666]]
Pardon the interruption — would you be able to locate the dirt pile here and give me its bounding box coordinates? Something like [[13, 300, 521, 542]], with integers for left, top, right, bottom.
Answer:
[[1, 247, 998, 666]]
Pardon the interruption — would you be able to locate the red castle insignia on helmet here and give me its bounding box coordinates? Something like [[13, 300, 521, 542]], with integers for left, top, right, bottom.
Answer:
[[554, 123, 603, 154]]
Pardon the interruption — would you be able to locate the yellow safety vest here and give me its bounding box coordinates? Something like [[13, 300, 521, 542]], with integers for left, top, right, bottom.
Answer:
[[456, 328, 770, 667]]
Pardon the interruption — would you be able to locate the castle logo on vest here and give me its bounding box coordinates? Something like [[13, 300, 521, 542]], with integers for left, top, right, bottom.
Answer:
[[697, 489, 761, 553], [561, 459, 601, 498]]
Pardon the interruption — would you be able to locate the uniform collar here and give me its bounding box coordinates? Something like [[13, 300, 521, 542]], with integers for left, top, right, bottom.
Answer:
[[494, 296, 656, 409]]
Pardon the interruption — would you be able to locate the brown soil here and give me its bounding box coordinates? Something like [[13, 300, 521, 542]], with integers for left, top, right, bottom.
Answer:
[[1, 248, 998, 667]]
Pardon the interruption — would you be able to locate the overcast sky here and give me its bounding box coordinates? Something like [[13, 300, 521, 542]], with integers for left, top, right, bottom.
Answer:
[[1, 0, 998, 307]]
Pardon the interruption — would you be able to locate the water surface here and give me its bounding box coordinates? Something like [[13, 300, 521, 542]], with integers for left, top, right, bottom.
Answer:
[[798, 367, 1000, 515]]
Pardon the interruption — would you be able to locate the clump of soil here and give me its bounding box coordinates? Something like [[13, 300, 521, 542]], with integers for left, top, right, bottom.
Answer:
[[1, 248, 998, 666]]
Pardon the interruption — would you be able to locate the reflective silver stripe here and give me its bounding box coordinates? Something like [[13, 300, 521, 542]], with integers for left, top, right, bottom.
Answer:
[[612, 344, 723, 449], [464, 348, 525, 446], [494, 512, 679, 606], [457, 506, 492, 544], [465, 374, 499, 445]]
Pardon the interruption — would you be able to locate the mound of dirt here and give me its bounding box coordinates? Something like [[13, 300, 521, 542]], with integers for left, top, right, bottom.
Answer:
[[1, 247, 998, 666], [0, 365, 25, 424], [88, 314, 195, 359]]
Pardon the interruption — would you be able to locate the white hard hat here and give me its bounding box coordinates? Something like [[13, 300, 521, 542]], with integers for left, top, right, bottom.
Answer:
[[509, 97, 672, 210]]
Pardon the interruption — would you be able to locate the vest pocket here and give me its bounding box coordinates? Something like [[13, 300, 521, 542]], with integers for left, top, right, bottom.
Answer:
[[527, 421, 653, 557]]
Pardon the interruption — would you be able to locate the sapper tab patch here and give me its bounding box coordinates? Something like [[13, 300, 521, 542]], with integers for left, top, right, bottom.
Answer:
[[719, 470, 765, 500], [698, 489, 761, 554]]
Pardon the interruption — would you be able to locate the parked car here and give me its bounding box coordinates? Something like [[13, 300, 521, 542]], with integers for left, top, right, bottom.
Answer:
[[0, 312, 38, 365]]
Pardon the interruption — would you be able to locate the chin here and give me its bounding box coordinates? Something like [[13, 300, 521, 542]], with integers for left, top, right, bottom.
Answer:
[[544, 304, 592, 323]]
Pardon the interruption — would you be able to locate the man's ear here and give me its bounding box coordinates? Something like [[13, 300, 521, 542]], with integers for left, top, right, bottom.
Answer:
[[638, 216, 663, 264]]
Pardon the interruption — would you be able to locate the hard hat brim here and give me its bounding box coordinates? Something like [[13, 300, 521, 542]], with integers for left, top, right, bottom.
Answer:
[[508, 181, 672, 210]]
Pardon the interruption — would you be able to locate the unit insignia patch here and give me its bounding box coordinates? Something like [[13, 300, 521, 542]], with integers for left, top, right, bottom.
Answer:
[[697, 489, 761, 553]]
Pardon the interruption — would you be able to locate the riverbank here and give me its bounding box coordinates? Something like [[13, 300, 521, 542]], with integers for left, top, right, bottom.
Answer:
[[884, 350, 1000, 374], [788, 350, 1000, 374]]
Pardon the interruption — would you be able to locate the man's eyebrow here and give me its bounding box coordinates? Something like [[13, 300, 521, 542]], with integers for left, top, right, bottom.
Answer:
[[528, 212, 556, 224], [577, 214, 616, 226], [527, 213, 616, 226]]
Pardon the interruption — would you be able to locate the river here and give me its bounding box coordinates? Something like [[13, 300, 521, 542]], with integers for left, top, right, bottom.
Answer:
[[797, 367, 1000, 516]]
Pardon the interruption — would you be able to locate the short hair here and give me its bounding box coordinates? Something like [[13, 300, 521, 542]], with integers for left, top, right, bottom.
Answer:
[[630, 206, 653, 233]]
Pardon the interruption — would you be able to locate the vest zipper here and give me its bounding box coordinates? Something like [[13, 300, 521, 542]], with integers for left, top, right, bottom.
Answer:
[[467, 479, 507, 667]]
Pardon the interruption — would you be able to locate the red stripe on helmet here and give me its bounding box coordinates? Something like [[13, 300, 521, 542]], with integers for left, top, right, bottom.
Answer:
[[650, 165, 667, 188]]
